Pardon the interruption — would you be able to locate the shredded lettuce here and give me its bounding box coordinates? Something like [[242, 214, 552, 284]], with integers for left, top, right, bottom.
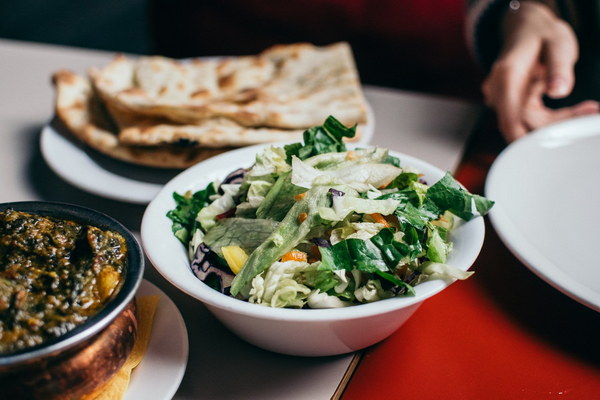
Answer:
[[244, 175, 275, 208], [354, 279, 391, 303], [291, 153, 402, 191], [426, 226, 452, 263], [318, 194, 400, 222], [307, 290, 353, 308], [330, 222, 386, 245], [196, 184, 240, 231], [418, 261, 474, 282], [248, 145, 291, 177], [249, 261, 313, 308]]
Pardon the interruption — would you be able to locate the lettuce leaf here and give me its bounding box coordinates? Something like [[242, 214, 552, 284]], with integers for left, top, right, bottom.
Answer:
[[386, 171, 419, 190], [307, 290, 353, 308], [255, 171, 307, 221], [247, 145, 291, 177], [203, 218, 279, 256], [230, 185, 333, 296], [425, 172, 494, 221], [284, 115, 356, 161], [319, 239, 386, 272], [291, 155, 402, 191], [426, 226, 452, 263], [318, 195, 400, 222], [167, 182, 217, 244], [418, 261, 474, 281], [318, 226, 426, 294]]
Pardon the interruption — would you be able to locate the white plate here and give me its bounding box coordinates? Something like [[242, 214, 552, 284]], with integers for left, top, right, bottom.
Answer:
[[40, 122, 180, 204], [40, 104, 375, 205], [124, 279, 189, 400], [485, 115, 600, 311]]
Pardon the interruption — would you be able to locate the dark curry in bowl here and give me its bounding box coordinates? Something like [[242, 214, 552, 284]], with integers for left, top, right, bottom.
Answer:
[[0, 208, 128, 354]]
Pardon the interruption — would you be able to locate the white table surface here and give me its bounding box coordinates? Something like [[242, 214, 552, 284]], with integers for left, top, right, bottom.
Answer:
[[0, 38, 481, 399]]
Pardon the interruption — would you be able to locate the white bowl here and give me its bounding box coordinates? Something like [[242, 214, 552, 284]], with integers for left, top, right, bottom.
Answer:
[[141, 144, 486, 356]]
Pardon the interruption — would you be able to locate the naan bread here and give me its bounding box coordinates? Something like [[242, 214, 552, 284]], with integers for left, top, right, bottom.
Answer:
[[52, 70, 232, 169], [90, 42, 368, 129], [52, 42, 368, 168], [102, 101, 307, 147]]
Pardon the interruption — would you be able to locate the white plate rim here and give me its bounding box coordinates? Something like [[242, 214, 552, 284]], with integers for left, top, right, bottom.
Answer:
[[123, 279, 189, 399], [40, 122, 165, 204], [141, 143, 486, 321], [485, 114, 600, 312], [40, 101, 375, 205]]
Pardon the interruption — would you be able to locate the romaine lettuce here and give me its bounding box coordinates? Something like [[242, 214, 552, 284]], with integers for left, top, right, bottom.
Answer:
[[230, 185, 333, 296]]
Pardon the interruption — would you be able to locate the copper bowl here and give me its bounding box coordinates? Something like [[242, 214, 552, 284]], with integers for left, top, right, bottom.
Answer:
[[0, 201, 144, 399]]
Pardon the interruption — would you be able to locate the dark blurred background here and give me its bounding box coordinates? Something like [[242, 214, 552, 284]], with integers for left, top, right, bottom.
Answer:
[[0, 0, 483, 100]]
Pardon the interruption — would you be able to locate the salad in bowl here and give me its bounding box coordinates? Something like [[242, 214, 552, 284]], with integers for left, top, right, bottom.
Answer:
[[165, 116, 494, 309]]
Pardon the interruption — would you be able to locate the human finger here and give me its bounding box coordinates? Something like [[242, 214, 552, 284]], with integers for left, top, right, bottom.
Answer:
[[523, 100, 600, 131], [543, 20, 579, 98], [484, 50, 539, 141]]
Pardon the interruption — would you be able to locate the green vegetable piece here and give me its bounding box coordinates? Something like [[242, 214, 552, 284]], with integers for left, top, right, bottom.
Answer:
[[374, 271, 415, 296], [166, 183, 217, 244], [284, 116, 356, 162], [394, 202, 438, 229], [319, 232, 417, 292], [298, 268, 339, 294], [386, 171, 419, 190], [255, 171, 306, 221], [203, 218, 279, 256], [382, 154, 401, 167], [426, 226, 450, 263], [347, 239, 388, 272], [230, 186, 332, 296], [425, 172, 494, 221], [320, 240, 353, 271]]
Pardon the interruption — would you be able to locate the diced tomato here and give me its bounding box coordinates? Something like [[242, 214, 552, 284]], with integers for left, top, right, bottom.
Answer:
[[281, 250, 307, 262]]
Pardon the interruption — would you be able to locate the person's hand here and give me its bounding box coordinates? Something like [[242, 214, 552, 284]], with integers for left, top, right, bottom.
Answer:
[[482, 1, 600, 142]]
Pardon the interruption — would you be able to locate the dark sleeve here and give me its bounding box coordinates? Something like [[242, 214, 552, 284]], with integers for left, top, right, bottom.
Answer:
[[465, 0, 510, 70], [466, 0, 566, 70]]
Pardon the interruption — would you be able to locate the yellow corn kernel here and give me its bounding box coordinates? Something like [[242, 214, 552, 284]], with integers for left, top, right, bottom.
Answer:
[[222, 246, 249, 275]]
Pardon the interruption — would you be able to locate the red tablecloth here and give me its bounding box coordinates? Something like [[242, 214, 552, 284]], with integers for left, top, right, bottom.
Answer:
[[342, 118, 600, 399]]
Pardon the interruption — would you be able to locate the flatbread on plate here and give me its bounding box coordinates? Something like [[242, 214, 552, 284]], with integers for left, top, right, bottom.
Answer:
[[102, 100, 307, 147], [52, 70, 232, 169], [89, 42, 368, 129]]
